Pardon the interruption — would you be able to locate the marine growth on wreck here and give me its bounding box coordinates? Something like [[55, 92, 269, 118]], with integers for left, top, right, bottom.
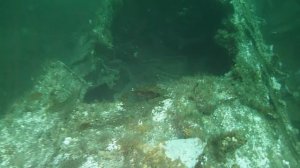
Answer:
[[0, 0, 299, 167]]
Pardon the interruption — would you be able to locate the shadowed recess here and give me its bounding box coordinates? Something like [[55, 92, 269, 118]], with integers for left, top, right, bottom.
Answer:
[[112, 0, 234, 76]]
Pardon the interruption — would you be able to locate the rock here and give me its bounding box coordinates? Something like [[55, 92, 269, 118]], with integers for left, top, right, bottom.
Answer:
[[162, 138, 206, 168]]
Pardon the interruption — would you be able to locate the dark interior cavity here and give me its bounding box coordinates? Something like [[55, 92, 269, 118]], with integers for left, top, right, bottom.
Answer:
[[83, 84, 115, 103], [112, 0, 233, 76], [83, 0, 234, 103]]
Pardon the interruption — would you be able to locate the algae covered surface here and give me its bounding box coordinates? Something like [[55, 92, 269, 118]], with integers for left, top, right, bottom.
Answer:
[[0, 0, 299, 167]]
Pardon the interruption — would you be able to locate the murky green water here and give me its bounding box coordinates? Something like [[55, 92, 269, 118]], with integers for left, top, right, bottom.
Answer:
[[0, 0, 299, 167]]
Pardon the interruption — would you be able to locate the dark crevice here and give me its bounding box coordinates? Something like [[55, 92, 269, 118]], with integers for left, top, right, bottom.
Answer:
[[83, 0, 235, 103], [112, 0, 234, 76]]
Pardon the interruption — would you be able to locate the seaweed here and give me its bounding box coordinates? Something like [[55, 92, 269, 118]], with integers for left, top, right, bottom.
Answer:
[[210, 131, 246, 161]]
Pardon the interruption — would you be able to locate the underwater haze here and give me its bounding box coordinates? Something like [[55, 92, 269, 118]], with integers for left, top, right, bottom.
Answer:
[[0, 0, 100, 113], [0, 0, 299, 167]]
